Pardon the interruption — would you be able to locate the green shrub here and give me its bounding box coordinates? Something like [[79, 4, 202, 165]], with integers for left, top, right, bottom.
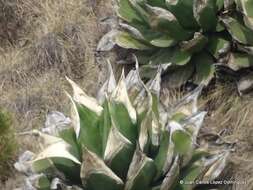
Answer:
[[0, 109, 17, 180]]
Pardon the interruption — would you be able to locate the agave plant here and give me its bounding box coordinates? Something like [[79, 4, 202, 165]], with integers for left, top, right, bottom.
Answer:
[[98, 0, 253, 87], [17, 62, 229, 190]]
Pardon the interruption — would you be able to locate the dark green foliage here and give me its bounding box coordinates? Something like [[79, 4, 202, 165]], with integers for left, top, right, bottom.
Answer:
[[0, 108, 17, 180], [114, 0, 253, 87]]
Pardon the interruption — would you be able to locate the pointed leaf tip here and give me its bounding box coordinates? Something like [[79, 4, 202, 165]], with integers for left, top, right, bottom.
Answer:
[[66, 77, 103, 115]]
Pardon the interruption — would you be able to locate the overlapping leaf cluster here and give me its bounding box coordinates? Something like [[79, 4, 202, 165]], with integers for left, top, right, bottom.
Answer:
[[114, 0, 253, 87], [22, 63, 229, 190]]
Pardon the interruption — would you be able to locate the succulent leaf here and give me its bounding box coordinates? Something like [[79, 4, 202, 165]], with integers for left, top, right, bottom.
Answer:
[[124, 148, 156, 190], [227, 52, 253, 70], [193, 52, 215, 85], [222, 16, 253, 45], [193, 0, 218, 32], [81, 148, 124, 190], [117, 0, 146, 25], [116, 32, 154, 50], [146, 5, 193, 41], [166, 0, 199, 29]]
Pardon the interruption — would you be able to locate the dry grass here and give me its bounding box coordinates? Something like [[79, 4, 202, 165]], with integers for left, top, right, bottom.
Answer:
[[200, 84, 253, 190], [0, 0, 114, 188]]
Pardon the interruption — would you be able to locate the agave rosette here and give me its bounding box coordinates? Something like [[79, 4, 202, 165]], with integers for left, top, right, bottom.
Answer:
[[108, 0, 253, 87], [19, 62, 229, 190]]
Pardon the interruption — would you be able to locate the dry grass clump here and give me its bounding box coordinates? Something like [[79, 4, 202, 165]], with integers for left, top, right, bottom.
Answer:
[[0, 0, 23, 46], [0, 0, 113, 124], [201, 84, 253, 190]]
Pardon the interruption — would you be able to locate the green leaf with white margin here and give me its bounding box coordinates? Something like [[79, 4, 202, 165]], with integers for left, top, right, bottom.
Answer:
[[202, 151, 230, 181], [109, 70, 138, 143], [236, 0, 253, 31], [137, 46, 191, 66], [97, 61, 116, 104], [100, 99, 112, 155], [138, 109, 152, 153], [137, 49, 173, 65], [183, 112, 207, 145], [37, 175, 51, 190], [128, 0, 150, 24], [160, 156, 180, 190], [193, 0, 218, 32], [116, 32, 154, 50], [31, 133, 81, 167], [206, 36, 230, 59], [104, 125, 135, 179], [120, 23, 176, 48], [147, 67, 162, 149], [166, 0, 199, 29], [146, 5, 193, 41], [67, 92, 102, 156], [59, 128, 81, 161], [175, 159, 206, 190], [169, 121, 192, 155], [32, 138, 81, 182], [150, 35, 176, 47], [172, 149, 209, 190], [136, 77, 153, 152], [98, 63, 116, 155], [148, 0, 166, 7], [243, 13, 253, 31], [27, 129, 65, 148], [180, 112, 207, 167], [227, 52, 253, 71], [131, 74, 151, 116], [193, 52, 215, 85], [117, 0, 147, 25], [81, 148, 124, 190], [124, 148, 157, 190], [66, 77, 103, 156], [154, 131, 174, 180], [169, 85, 203, 118], [119, 23, 146, 41], [66, 77, 103, 117], [125, 57, 144, 102], [222, 16, 253, 45], [76, 102, 103, 156], [171, 48, 192, 66], [180, 32, 208, 54]]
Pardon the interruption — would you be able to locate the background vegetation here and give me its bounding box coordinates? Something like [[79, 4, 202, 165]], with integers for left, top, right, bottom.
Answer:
[[0, 108, 17, 182]]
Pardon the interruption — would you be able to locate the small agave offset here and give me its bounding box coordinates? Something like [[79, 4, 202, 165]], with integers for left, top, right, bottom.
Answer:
[[17, 61, 229, 190], [98, 0, 253, 87]]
